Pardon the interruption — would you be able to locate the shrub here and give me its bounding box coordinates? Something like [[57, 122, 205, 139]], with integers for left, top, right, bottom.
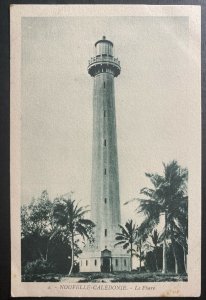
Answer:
[[144, 251, 157, 272], [23, 259, 55, 275]]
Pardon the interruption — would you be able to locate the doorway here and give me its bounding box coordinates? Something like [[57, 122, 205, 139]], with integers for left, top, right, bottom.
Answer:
[[101, 248, 112, 273], [102, 257, 111, 272]]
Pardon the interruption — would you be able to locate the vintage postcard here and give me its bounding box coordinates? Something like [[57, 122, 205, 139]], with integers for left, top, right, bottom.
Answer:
[[10, 4, 201, 297]]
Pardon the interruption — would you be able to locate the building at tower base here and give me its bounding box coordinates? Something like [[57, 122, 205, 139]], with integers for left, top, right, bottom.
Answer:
[[80, 248, 130, 273]]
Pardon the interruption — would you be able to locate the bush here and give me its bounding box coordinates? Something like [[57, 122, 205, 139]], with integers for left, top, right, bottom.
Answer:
[[22, 274, 60, 282], [72, 261, 80, 273], [136, 266, 146, 273], [47, 236, 71, 274], [23, 259, 55, 275], [144, 251, 157, 272]]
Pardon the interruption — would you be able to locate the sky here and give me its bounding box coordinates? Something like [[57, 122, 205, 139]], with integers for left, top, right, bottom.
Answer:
[[21, 16, 189, 224]]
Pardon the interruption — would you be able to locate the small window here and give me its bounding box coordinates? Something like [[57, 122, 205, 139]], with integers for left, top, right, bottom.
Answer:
[[104, 168, 106, 175], [86, 260, 88, 266], [115, 259, 118, 266], [104, 139, 106, 146], [104, 111, 106, 117], [94, 259, 97, 266], [105, 229, 107, 237], [124, 259, 127, 266], [104, 82, 105, 88], [104, 198, 107, 204]]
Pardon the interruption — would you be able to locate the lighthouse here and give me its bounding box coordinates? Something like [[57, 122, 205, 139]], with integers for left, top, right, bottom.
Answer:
[[79, 36, 130, 272]]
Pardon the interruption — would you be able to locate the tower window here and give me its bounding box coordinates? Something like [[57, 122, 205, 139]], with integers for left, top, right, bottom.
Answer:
[[94, 259, 97, 266], [86, 260, 88, 266], [124, 259, 127, 266], [104, 139, 106, 146], [104, 111, 106, 117], [105, 229, 107, 237], [104, 82, 105, 88], [104, 198, 107, 204], [104, 168, 106, 175], [115, 259, 118, 266]]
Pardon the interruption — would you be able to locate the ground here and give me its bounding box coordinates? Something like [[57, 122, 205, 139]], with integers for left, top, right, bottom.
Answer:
[[22, 271, 188, 282]]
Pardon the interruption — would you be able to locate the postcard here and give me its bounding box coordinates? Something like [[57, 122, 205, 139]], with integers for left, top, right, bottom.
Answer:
[[11, 4, 201, 297]]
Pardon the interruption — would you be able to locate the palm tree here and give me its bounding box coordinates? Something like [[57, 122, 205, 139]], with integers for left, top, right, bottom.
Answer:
[[134, 237, 144, 272], [53, 196, 95, 276], [115, 220, 138, 271], [171, 199, 188, 273], [143, 229, 161, 271], [135, 160, 188, 274]]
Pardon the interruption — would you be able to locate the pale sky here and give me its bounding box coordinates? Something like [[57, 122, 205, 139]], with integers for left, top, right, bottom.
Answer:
[[21, 16, 189, 224]]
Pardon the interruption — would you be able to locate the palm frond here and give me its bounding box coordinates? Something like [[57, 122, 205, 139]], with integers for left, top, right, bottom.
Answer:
[[114, 240, 127, 247]]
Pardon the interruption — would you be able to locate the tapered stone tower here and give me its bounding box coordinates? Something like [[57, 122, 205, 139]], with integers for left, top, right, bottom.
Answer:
[[79, 37, 130, 272]]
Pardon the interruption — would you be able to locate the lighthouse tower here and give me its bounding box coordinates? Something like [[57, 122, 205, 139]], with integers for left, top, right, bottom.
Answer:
[[79, 37, 130, 272]]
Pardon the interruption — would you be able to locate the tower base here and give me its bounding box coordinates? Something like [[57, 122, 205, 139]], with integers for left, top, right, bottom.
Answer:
[[79, 247, 131, 272]]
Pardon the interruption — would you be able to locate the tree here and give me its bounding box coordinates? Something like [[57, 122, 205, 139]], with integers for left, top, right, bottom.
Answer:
[[115, 220, 138, 271], [21, 190, 53, 262], [143, 229, 161, 271], [171, 200, 188, 273], [133, 237, 144, 272], [133, 160, 188, 274], [53, 196, 95, 276], [150, 229, 160, 271]]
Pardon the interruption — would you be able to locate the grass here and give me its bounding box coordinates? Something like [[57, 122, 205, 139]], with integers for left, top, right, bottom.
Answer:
[[110, 271, 188, 282], [22, 273, 61, 282], [66, 271, 187, 282], [22, 271, 188, 282]]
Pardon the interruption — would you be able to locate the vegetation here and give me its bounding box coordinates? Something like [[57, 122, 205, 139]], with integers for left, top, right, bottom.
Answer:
[[21, 191, 95, 280], [21, 160, 188, 281], [142, 229, 161, 271], [114, 220, 138, 271], [125, 160, 188, 275], [65, 271, 187, 283], [21, 191, 54, 266], [53, 197, 95, 276]]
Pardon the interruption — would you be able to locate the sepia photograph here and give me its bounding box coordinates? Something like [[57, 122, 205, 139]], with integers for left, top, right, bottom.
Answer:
[[10, 4, 201, 297]]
